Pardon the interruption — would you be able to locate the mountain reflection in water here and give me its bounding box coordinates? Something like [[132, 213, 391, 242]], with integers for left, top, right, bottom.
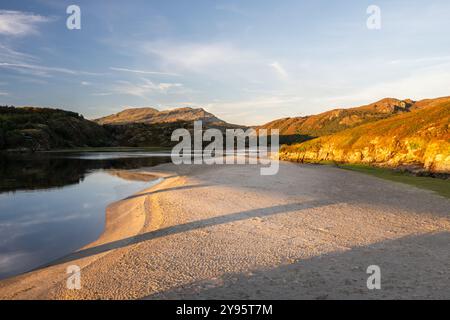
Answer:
[[0, 151, 171, 280]]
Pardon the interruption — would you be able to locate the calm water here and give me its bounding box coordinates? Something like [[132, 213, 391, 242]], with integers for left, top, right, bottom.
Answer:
[[0, 151, 171, 280]]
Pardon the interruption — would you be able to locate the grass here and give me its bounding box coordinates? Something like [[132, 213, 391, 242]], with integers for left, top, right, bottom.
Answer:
[[337, 163, 450, 199]]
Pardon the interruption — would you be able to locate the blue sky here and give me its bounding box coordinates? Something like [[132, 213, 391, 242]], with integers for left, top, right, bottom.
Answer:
[[0, 0, 450, 125]]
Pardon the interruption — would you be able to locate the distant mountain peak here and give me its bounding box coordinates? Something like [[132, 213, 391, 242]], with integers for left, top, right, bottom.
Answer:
[[94, 106, 228, 126], [361, 98, 415, 113]]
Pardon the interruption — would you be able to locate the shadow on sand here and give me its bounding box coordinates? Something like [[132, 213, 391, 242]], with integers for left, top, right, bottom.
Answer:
[[38, 199, 338, 269], [144, 231, 450, 300]]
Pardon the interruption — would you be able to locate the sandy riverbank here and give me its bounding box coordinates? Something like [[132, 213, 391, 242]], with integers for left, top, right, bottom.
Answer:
[[0, 161, 449, 299]]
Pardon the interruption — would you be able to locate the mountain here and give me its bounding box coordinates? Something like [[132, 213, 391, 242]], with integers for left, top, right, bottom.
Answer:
[[0, 105, 244, 151], [258, 98, 416, 143], [0, 106, 113, 151], [104, 121, 198, 148], [279, 97, 450, 173], [93, 106, 244, 148], [94, 106, 231, 127], [3, 97, 448, 167]]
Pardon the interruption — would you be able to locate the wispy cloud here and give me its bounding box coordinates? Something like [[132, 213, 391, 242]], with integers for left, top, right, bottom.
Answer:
[[142, 41, 255, 71], [269, 61, 288, 79], [95, 78, 185, 98], [138, 40, 293, 92], [0, 10, 52, 37], [0, 43, 104, 79], [0, 44, 37, 63], [110, 67, 181, 76], [0, 91, 8, 96], [0, 62, 103, 77]]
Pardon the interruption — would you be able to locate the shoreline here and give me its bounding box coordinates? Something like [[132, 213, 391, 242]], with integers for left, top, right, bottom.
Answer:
[[0, 164, 178, 299], [1, 161, 449, 299]]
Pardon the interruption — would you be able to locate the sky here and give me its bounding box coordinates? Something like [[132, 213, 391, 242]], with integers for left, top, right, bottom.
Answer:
[[0, 0, 450, 125]]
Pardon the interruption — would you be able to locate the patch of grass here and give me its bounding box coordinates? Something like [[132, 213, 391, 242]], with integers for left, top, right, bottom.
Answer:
[[337, 163, 450, 199], [303, 160, 337, 165]]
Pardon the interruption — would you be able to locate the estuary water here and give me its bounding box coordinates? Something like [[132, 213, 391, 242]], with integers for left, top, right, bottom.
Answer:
[[0, 150, 171, 280]]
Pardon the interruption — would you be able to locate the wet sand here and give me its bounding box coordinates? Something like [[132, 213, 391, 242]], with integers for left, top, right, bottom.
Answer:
[[0, 161, 449, 299]]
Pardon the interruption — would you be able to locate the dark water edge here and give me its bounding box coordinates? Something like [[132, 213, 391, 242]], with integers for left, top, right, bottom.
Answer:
[[0, 150, 171, 193], [0, 150, 171, 280]]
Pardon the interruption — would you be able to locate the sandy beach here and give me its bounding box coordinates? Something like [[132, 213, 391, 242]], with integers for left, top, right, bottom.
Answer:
[[0, 160, 449, 299]]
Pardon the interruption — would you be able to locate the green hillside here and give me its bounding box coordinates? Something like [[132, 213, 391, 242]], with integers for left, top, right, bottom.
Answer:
[[0, 106, 113, 151]]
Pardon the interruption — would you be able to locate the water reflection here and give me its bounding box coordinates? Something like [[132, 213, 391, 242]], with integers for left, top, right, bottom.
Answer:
[[0, 151, 170, 193], [0, 151, 171, 280]]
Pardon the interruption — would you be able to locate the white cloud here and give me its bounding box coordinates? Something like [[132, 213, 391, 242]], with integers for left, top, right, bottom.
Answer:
[[110, 67, 180, 76], [139, 40, 293, 92], [142, 41, 254, 71], [0, 91, 8, 96], [0, 10, 52, 37], [100, 78, 185, 98], [269, 61, 288, 79], [157, 82, 183, 91]]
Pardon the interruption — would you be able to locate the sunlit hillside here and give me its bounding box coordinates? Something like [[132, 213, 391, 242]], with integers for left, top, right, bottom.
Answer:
[[258, 98, 417, 143], [279, 98, 450, 173]]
